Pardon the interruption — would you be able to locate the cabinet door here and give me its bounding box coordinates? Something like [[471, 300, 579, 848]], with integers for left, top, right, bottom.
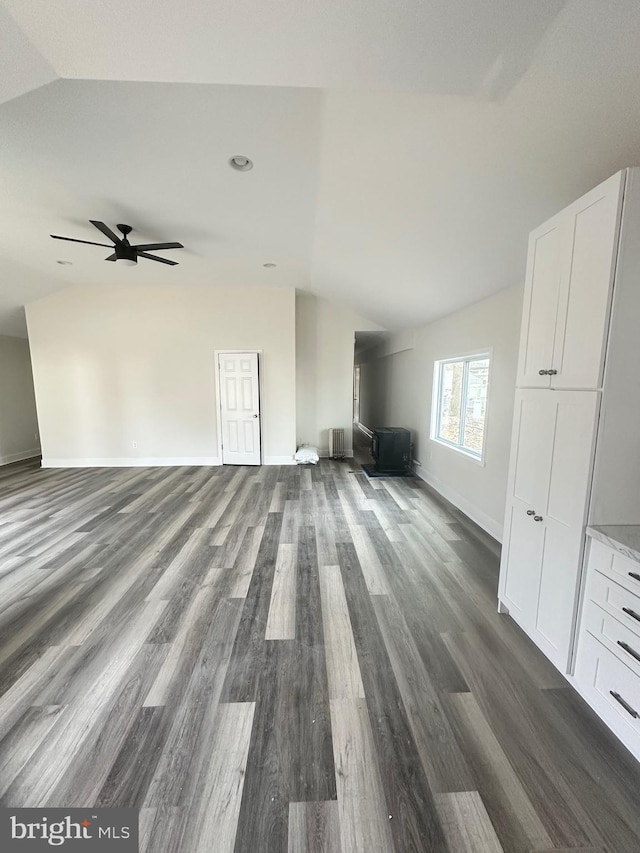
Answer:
[[499, 390, 599, 672], [516, 214, 565, 388], [501, 501, 545, 630], [499, 390, 556, 619], [551, 171, 624, 389], [533, 391, 600, 669]]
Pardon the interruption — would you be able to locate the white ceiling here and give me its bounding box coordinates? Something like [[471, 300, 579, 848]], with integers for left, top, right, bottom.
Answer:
[[3, 0, 566, 94], [2, 0, 640, 336]]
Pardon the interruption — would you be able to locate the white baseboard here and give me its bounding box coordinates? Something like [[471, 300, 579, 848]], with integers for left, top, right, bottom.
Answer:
[[416, 467, 503, 543], [318, 449, 354, 458], [0, 448, 41, 466], [41, 456, 222, 468], [264, 455, 297, 465]]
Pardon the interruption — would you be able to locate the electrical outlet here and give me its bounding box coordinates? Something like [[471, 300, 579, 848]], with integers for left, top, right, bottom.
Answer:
[[132, 441, 138, 449]]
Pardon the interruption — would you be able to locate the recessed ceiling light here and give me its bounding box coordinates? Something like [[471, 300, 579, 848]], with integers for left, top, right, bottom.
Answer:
[[263, 263, 277, 268], [56, 260, 72, 265], [229, 155, 253, 172]]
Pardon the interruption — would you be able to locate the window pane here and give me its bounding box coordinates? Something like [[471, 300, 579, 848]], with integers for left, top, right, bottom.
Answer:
[[438, 361, 464, 444], [462, 358, 489, 454]]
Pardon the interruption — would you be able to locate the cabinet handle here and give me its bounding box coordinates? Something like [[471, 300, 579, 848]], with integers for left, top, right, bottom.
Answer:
[[533, 515, 543, 522], [629, 572, 640, 583], [610, 690, 639, 718], [617, 640, 640, 665], [622, 607, 640, 624], [538, 369, 549, 375], [548, 369, 558, 375], [526, 509, 536, 516]]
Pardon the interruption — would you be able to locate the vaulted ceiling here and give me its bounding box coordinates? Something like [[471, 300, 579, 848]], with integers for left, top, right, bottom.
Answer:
[[2, 0, 640, 336]]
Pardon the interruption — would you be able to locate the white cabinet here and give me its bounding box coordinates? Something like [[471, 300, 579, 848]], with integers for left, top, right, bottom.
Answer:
[[499, 390, 599, 670], [517, 171, 624, 390], [501, 166, 640, 760], [500, 168, 639, 681], [573, 536, 640, 762]]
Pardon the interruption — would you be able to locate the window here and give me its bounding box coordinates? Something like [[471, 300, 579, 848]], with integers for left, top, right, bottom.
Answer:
[[431, 353, 490, 459], [353, 365, 361, 424]]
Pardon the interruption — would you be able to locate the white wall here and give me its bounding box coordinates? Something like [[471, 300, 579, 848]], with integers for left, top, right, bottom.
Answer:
[[26, 285, 296, 466], [295, 292, 382, 456], [0, 334, 40, 464], [310, 2, 640, 331], [360, 286, 523, 540]]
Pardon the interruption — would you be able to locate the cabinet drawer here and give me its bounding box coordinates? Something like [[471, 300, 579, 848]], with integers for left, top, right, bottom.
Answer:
[[584, 600, 640, 674], [588, 538, 640, 595], [574, 631, 640, 759], [587, 569, 640, 640]]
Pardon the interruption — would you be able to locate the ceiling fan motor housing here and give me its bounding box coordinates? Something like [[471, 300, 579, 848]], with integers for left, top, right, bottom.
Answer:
[[115, 242, 137, 263]]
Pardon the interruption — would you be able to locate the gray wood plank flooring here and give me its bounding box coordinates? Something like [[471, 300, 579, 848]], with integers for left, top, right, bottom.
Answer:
[[1, 453, 640, 852]]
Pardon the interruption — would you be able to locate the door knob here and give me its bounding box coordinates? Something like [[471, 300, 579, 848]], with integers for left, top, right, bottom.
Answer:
[[548, 369, 558, 375], [526, 509, 536, 516], [538, 369, 549, 375], [252, 414, 259, 418], [533, 515, 543, 522]]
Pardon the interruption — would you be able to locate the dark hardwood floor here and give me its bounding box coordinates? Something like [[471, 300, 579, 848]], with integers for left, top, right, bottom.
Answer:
[[0, 450, 639, 852]]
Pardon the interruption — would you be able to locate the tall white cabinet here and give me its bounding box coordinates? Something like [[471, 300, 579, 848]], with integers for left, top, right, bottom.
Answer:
[[501, 390, 599, 669], [516, 171, 623, 391], [499, 168, 640, 674]]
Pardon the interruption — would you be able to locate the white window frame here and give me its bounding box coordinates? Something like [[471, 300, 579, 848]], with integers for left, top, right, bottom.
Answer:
[[430, 350, 491, 463]]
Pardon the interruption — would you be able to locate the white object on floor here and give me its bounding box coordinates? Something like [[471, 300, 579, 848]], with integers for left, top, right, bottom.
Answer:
[[295, 445, 319, 464]]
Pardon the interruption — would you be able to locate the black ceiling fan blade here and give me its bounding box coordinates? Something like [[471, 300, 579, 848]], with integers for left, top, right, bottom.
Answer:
[[132, 241, 184, 251], [104, 253, 117, 261], [51, 235, 112, 247], [89, 220, 120, 244], [138, 252, 178, 266]]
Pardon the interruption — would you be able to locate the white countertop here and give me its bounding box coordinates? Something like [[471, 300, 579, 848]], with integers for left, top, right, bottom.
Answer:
[[587, 525, 640, 564]]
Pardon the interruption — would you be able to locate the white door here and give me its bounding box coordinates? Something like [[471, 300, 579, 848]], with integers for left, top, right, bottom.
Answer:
[[499, 389, 599, 672], [516, 214, 565, 388], [551, 171, 624, 390], [218, 352, 261, 465]]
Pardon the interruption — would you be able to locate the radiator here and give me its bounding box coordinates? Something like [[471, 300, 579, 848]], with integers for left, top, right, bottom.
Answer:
[[328, 428, 345, 459]]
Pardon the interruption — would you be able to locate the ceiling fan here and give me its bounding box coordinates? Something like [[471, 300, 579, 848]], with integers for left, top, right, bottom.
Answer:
[[51, 220, 184, 266]]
